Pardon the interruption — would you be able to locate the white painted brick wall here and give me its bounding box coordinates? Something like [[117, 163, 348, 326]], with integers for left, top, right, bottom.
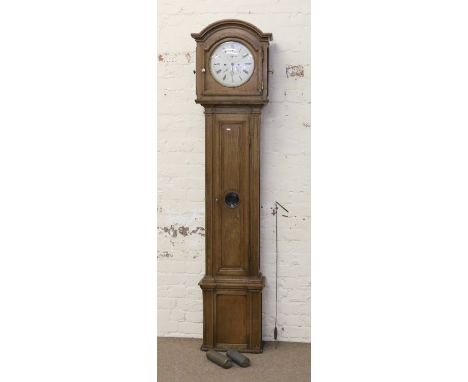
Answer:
[[158, 0, 310, 342]]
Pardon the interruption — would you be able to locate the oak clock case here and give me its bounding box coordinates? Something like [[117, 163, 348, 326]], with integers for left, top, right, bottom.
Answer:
[[192, 20, 272, 353]]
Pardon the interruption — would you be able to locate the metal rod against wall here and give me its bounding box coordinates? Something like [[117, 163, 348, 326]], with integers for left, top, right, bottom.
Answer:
[[274, 201, 289, 345]]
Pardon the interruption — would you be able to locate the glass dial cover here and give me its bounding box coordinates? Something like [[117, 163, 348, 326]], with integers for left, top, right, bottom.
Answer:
[[209, 41, 255, 87]]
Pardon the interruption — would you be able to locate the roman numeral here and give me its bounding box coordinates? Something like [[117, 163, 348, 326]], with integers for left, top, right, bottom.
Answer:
[[216, 70, 221, 74], [243, 70, 249, 74]]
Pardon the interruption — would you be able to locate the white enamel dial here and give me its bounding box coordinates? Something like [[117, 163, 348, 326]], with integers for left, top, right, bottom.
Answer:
[[209, 41, 255, 87]]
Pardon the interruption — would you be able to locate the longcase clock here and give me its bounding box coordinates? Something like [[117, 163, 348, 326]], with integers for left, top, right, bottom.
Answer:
[[191, 20, 272, 353]]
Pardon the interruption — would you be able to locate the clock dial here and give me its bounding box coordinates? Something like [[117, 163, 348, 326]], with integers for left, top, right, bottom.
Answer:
[[209, 41, 255, 87]]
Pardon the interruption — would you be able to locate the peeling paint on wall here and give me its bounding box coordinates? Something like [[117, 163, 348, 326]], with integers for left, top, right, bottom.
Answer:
[[189, 226, 205, 236], [178, 226, 190, 236], [158, 224, 205, 238], [286, 65, 304, 78], [158, 51, 196, 64], [157, 250, 173, 258]]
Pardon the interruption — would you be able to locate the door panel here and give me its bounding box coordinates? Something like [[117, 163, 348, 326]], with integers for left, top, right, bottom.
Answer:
[[215, 292, 248, 346], [213, 114, 250, 276]]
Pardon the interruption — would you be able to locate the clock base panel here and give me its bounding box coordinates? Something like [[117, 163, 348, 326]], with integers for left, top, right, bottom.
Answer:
[[199, 275, 264, 354]]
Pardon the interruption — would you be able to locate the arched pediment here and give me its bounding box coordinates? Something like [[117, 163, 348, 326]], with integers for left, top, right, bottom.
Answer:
[[191, 19, 272, 42]]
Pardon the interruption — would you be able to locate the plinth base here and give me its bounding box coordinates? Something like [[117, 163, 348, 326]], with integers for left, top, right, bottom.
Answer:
[[199, 274, 265, 353]]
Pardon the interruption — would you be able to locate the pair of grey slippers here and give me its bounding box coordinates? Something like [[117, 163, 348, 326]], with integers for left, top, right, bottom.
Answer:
[[206, 349, 250, 369]]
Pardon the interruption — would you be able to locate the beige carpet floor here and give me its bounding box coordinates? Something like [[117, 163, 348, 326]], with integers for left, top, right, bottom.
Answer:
[[158, 337, 310, 382]]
